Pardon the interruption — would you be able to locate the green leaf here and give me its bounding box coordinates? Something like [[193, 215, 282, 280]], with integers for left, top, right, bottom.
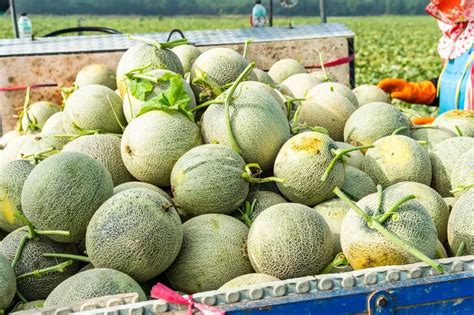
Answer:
[[128, 78, 154, 101]]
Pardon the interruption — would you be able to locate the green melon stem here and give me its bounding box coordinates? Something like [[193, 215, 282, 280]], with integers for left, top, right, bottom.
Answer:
[[42, 253, 91, 263], [190, 99, 224, 112], [16, 260, 74, 280], [35, 230, 71, 237], [373, 185, 384, 218], [321, 145, 374, 182], [107, 95, 126, 131], [237, 200, 256, 228], [333, 187, 444, 273], [392, 126, 409, 135], [17, 87, 31, 134], [11, 234, 29, 270], [243, 38, 254, 59], [21, 147, 58, 164], [241, 163, 284, 184], [321, 252, 349, 274], [399, 107, 422, 118], [451, 183, 474, 194], [456, 241, 465, 257], [61, 85, 77, 105], [16, 291, 28, 303], [375, 195, 416, 224], [13, 212, 35, 238], [454, 126, 463, 137], [225, 62, 256, 154], [318, 51, 329, 81], [128, 36, 188, 49]]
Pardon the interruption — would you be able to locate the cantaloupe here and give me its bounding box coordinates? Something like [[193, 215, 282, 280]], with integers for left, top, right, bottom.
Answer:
[[279, 73, 322, 99], [430, 137, 474, 197], [0, 254, 16, 310], [21, 152, 113, 243], [274, 132, 345, 205], [171, 45, 201, 73], [122, 69, 196, 123], [0, 135, 35, 167], [11, 300, 44, 312], [268, 58, 306, 84], [116, 42, 184, 96], [344, 102, 411, 147], [113, 181, 172, 203], [171, 144, 249, 217], [0, 130, 20, 149], [363, 135, 432, 187], [165, 214, 253, 294], [309, 71, 337, 83], [447, 189, 474, 255], [340, 189, 437, 269], [299, 85, 357, 141], [62, 134, 135, 186], [253, 68, 276, 86], [121, 110, 202, 187], [0, 160, 35, 232], [62, 84, 126, 134], [44, 268, 147, 306], [444, 197, 456, 213], [310, 82, 359, 108], [220, 273, 280, 289], [41, 112, 66, 134], [341, 166, 377, 201], [246, 191, 286, 221], [0, 227, 79, 301], [450, 147, 474, 197], [352, 84, 389, 106], [385, 182, 450, 242], [86, 189, 182, 282], [21, 101, 61, 133], [434, 109, 474, 137], [410, 126, 457, 150], [76, 64, 117, 90], [201, 81, 290, 171], [248, 203, 333, 279], [17, 134, 69, 162], [335, 142, 364, 169], [313, 198, 350, 254], [190, 48, 253, 101]]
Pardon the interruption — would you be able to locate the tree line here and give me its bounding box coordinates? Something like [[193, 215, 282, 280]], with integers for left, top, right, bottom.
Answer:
[[15, 0, 429, 16]]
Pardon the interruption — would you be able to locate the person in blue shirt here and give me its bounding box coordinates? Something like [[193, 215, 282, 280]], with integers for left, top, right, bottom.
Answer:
[[252, 0, 267, 28], [378, 0, 473, 114]]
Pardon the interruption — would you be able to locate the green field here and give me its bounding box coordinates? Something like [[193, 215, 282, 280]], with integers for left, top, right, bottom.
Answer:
[[0, 15, 442, 86]]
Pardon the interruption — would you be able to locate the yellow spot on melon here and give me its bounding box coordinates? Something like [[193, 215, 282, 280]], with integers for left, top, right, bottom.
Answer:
[[0, 198, 17, 224]]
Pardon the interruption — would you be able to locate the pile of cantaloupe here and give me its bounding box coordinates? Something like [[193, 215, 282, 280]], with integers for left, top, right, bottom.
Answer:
[[0, 38, 473, 313]]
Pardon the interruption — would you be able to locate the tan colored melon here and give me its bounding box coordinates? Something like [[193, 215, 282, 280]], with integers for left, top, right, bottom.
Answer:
[[363, 135, 432, 188]]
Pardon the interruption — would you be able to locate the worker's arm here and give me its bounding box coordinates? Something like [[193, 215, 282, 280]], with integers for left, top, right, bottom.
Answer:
[[378, 78, 438, 105]]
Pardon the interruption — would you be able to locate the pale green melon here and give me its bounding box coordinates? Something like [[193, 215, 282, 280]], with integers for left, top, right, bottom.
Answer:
[[248, 203, 333, 279], [41, 112, 66, 134], [0, 135, 35, 167], [21, 101, 61, 134], [190, 48, 253, 101], [450, 148, 474, 197], [430, 137, 474, 197], [121, 110, 202, 187], [363, 135, 432, 187], [313, 198, 350, 254], [436, 239, 448, 259], [447, 189, 474, 255], [341, 166, 377, 201], [63, 85, 126, 134], [171, 45, 202, 73], [352, 84, 389, 106], [0, 228, 79, 301], [165, 214, 253, 294], [44, 268, 146, 306], [0, 254, 16, 310], [220, 273, 280, 289], [410, 126, 457, 150], [279, 73, 322, 99], [299, 84, 357, 140], [113, 181, 172, 204], [344, 102, 411, 147], [11, 300, 44, 312], [309, 71, 337, 83], [444, 197, 456, 213], [385, 181, 450, 242], [63, 134, 134, 186], [310, 82, 359, 108], [201, 81, 290, 171], [246, 190, 286, 221], [171, 144, 249, 217], [21, 152, 113, 243], [0, 160, 35, 232], [340, 189, 437, 270], [86, 189, 183, 282], [17, 133, 69, 162], [268, 58, 306, 84], [335, 142, 364, 169], [122, 69, 196, 122], [434, 109, 474, 137], [116, 43, 184, 96], [274, 132, 345, 206], [253, 68, 276, 86], [76, 64, 117, 90], [0, 130, 20, 149]]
